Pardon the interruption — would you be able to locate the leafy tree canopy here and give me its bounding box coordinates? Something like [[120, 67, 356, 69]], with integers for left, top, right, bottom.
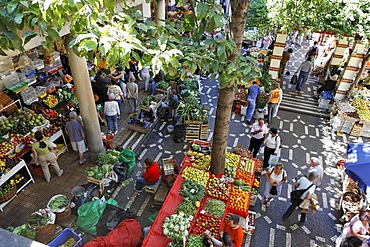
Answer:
[[267, 0, 370, 41], [0, 0, 260, 88]]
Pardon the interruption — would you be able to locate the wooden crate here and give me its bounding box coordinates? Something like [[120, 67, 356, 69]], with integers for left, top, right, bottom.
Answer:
[[350, 123, 363, 137], [185, 124, 200, 141], [0, 92, 18, 117], [200, 124, 209, 140], [87, 176, 104, 195]]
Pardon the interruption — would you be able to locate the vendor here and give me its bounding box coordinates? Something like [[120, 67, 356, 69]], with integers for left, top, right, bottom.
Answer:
[[134, 158, 160, 193], [208, 215, 244, 247], [312, 74, 338, 99], [159, 89, 179, 120]]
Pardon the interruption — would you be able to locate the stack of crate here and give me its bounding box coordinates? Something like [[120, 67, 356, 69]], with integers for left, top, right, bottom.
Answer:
[[185, 123, 200, 141], [200, 123, 209, 140]]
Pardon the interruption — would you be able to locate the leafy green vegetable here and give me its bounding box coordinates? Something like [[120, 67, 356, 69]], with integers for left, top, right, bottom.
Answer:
[[28, 213, 51, 228], [180, 180, 205, 202], [205, 199, 226, 218], [9, 224, 36, 240], [49, 195, 68, 212], [97, 150, 120, 165], [186, 235, 206, 247], [176, 199, 197, 217]]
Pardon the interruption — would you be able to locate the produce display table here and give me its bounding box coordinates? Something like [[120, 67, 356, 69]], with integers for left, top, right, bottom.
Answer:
[[0, 159, 34, 211], [143, 141, 258, 247]]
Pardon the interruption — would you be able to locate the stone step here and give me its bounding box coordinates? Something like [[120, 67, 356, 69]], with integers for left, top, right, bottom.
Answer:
[[283, 93, 318, 104], [279, 103, 330, 119], [281, 98, 321, 110]]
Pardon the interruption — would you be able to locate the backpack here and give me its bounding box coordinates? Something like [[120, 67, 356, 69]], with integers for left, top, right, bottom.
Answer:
[[307, 46, 318, 57]]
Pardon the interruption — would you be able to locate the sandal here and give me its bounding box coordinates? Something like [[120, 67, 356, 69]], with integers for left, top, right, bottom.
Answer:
[[79, 158, 87, 165]]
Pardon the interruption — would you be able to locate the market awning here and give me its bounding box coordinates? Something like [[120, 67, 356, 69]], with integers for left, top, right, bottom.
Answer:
[[345, 143, 370, 195]]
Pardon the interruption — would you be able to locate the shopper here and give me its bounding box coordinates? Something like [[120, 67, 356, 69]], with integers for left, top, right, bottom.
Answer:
[[267, 83, 283, 123], [151, 70, 165, 95], [305, 41, 319, 59], [336, 210, 370, 247], [140, 67, 151, 92], [261, 163, 287, 211], [65, 111, 87, 165], [104, 93, 120, 135], [248, 118, 268, 158], [127, 77, 139, 113], [95, 70, 110, 103], [134, 158, 160, 193], [110, 67, 127, 102], [32, 131, 63, 182], [262, 127, 281, 169], [295, 57, 313, 92], [306, 157, 324, 187], [282, 171, 318, 223], [246, 80, 261, 124], [279, 48, 293, 76], [107, 81, 125, 112], [341, 236, 364, 247]]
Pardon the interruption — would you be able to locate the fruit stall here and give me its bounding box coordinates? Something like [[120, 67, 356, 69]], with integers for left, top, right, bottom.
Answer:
[[332, 87, 370, 137], [0, 107, 69, 211], [142, 140, 260, 247]]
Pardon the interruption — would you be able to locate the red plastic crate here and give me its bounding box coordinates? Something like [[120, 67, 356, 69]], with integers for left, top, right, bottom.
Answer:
[[199, 196, 228, 219], [189, 214, 223, 239]]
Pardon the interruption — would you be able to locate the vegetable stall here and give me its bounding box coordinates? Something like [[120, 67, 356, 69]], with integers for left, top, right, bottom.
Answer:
[[142, 140, 260, 247]]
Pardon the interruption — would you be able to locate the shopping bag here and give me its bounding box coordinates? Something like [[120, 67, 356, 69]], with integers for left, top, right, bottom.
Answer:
[[268, 155, 279, 165], [290, 74, 297, 85], [269, 186, 278, 195]]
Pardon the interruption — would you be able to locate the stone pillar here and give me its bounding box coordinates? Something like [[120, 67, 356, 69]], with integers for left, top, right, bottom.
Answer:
[[156, 0, 166, 26], [335, 43, 366, 100], [142, 1, 151, 19], [331, 37, 349, 66], [269, 33, 287, 80], [65, 36, 105, 161]]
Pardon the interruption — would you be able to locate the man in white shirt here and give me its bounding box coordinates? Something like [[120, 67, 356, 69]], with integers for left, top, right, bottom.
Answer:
[[248, 118, 268, 158], [282, 171, 318, 223], [306, 157, 324, 187]]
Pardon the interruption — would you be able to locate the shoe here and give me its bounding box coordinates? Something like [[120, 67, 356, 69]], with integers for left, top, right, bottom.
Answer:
[[58, 169, 64, 177], [266, 200, 271, 207], [113, 131, 118, 135], [79, 158, 87, 165], [134, 188, 143, 193]]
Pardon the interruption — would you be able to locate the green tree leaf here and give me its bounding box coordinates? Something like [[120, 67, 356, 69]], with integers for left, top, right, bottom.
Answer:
[[14, 13, 23, 24], [22, 31, 37, 45], [7, 3, 17, 14]]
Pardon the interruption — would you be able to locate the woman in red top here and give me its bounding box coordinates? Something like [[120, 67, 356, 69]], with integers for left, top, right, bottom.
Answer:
[[134, 158, 160, 192]]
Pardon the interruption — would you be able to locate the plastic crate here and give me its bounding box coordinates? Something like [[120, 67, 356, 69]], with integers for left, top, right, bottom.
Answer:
[[48, 228, 82, 247], [20, 87, 38, 105]]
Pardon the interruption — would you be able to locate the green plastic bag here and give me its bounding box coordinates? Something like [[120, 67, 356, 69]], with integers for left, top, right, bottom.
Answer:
[[76, 198, 118, 236], [119, 149, 136, 177]]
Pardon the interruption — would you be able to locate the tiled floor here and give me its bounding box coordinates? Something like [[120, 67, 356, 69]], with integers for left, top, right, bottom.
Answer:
[[0, 81, 153, 229]]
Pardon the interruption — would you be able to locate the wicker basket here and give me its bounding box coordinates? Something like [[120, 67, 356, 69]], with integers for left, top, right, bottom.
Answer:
[[0, 185, 16, 203], [35, 223, 56, 243], [55, 203, 71, 224]]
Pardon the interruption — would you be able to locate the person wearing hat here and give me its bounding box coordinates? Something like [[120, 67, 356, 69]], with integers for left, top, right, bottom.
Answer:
[[65, 111, 87, 165], [282, 170, 319, 223], [312, 74, 338, 99], [159, 89, 179, 120], [262, 127, 281, 169], [104, 93, 120, 135]]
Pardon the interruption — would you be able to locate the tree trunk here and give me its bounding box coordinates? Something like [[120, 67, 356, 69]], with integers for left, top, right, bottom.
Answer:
[[346, 51, 370, 99], [210, 84, 234, 175], [210, 0, 250, 175], [229, 0, 250, 51]]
